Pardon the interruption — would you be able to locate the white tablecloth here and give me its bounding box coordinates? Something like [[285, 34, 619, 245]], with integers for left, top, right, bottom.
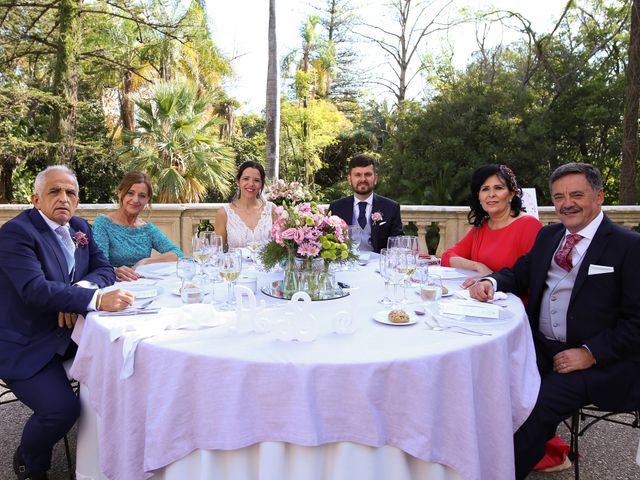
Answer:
[[70, 262, 540, 480]]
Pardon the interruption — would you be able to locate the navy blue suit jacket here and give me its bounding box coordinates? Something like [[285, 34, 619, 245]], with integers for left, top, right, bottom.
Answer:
[[492, 215, 640, 410], [0, 208, 115, 380], [329, 194, 404, 253]]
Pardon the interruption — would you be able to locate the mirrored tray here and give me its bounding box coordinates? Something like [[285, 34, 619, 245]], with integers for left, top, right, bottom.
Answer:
[[261, 280, 350, 301]]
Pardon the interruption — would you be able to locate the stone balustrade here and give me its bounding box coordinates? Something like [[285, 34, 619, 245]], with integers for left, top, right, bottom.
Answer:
[[0, 203, 638, 256]]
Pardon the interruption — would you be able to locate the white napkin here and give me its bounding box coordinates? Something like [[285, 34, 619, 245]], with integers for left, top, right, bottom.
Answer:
[[134, 263, 176, 278], [453, 289, 508, 303], [108, 305, 232, 379]]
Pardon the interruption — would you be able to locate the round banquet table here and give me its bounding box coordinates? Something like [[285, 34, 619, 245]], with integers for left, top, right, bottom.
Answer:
[[70, 259, 540, 480]]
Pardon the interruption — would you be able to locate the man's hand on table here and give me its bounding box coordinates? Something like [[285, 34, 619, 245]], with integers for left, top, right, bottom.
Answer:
[[99, 289, 136, 312], [468, 279, 495, 302], [553, 348, 596, 374]]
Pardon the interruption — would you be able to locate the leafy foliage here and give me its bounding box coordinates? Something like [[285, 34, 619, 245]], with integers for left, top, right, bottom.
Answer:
[[120, 80, 235, 202]]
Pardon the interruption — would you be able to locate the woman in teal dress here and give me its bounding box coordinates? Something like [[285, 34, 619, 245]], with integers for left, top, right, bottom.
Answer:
[[93, 171, 182, 281]]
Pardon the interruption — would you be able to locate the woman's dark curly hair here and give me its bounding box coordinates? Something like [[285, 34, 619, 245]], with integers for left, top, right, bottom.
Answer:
[[467, 164, 524, 227]]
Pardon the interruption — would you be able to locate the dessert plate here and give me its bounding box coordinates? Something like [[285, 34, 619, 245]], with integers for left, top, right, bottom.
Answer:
[[373, 310, 418, 326]]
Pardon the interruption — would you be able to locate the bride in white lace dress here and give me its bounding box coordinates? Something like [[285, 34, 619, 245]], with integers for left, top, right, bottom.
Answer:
[[215, 161, 275, 249]]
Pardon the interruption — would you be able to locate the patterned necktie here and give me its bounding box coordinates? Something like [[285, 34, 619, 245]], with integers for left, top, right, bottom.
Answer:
[[357, 201, 368, 229], [554, 233, 583, 271], [55, 225, 76, 273]]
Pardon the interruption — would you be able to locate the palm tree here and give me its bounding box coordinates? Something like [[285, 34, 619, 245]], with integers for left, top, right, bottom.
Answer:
[[265, 0, 280, 180], [121, 80, 235, 202]]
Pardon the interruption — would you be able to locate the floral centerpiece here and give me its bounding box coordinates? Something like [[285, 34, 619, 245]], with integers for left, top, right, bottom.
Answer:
[[260, 202, 357, 298], [265, 179, 314, 206], [261, 202, 354, 269]]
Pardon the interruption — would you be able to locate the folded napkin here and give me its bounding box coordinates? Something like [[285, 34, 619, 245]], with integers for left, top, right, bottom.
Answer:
[[428, 266, 467, 279], [453, 289, 508, 302], [108, 304, 232, 379]]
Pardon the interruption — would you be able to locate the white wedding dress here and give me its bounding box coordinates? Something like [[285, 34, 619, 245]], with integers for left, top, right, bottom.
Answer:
[[223, 202, 274, 249]]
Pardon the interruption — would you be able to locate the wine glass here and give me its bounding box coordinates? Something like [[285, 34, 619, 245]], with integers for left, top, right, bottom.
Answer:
[[388, 235, 419, 255], [348, 225, 363, 270], [246, 240, 263, 270], [218, 249, 243, 311], [378, 248, 392, 306], [176, 256, 196, 283], [200, 231, 223, 256], [192, 236, 211, 274]]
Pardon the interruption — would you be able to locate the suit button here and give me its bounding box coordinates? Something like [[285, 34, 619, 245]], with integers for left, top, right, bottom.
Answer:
[[551, 310, 557, 315], [553, 323, 559, 327], [551, 296, 557, 301]]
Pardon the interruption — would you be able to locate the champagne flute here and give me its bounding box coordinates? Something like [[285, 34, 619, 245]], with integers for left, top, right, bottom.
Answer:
[[348, 225, 363, 270], [246, 240, 261, 269], [218, 249, 242, 311], [378, 248, 392, 305]]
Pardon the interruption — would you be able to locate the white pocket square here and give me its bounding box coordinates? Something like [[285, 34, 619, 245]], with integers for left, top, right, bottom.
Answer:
[[588, 264, 614, 275], [378, 221, 387, 226]]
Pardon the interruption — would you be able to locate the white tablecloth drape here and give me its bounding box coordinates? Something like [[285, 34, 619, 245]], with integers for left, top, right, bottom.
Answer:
[[71, 262, 540, 480]]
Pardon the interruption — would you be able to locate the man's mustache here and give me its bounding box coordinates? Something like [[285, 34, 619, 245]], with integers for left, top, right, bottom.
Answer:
[[560, 207, 581, 215]]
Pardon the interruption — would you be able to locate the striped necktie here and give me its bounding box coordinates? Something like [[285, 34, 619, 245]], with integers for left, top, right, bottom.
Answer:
[[55, 225, 76, 273]]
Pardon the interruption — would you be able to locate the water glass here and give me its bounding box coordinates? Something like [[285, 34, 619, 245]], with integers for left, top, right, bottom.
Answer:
[[420, 274, 443, 304], [176, 256, 196, 282], [181, 274, 208, 304]]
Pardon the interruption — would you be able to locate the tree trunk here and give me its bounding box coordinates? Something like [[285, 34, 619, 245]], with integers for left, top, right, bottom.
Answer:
[[265, 0, 280, 180], [120, 70, 136, 137], [47, 0, 81, 166], [621, 0, 639, 204]]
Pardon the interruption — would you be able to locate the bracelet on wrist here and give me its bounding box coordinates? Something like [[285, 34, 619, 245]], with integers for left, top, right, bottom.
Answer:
[[96, 292, 102, 311]]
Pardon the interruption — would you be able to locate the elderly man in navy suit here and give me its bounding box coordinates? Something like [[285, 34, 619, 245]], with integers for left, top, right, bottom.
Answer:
[[0, 166, 134, 480], [469, 163, 640, 479], [329, 154, 403, 253]]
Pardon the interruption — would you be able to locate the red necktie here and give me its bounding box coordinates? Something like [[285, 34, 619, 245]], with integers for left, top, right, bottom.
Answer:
[[554, 233, 583, 271]]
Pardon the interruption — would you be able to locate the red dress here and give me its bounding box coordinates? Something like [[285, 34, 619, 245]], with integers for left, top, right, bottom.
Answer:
[[441, 215, 542, 272]]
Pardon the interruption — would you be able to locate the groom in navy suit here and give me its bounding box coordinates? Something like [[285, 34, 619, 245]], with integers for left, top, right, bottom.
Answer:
[[329, 154, 403, 253], [470, 163, 640, 479], [0, 166, 134, 479]]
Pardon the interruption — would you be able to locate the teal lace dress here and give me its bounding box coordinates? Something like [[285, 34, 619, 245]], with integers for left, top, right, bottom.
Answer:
[[93, 215, 183, 267]]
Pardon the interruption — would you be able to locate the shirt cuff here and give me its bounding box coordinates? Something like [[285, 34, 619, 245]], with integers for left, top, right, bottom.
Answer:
[[86, 289, 100, 312], [478, 277, 497, 290], [582, 344, 596, 364]]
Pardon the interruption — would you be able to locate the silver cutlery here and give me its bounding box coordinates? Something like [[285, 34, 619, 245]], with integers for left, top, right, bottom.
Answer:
[[98, 308, 160, 317], [136, 299, 155, 309], [418, 310, 491, 336]]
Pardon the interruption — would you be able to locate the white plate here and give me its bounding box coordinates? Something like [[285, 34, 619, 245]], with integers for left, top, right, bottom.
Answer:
[[171, 288, 181, 296], [415, 290, 453, 298], [123, 284, 164, 299], [135, 262, 176, 276], [373, 310, 418, 326]]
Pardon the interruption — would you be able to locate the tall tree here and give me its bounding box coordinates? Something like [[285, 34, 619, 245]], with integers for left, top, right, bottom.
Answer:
[[265, 0, 280, 180], [357, 0, 454, 105], [621, 0, 639, 204], [47, 0, 82, 165]]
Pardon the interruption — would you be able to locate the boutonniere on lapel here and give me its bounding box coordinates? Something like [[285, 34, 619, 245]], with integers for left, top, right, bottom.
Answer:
[[371, 211, 386, 226], [73, 231, 88, 248]]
